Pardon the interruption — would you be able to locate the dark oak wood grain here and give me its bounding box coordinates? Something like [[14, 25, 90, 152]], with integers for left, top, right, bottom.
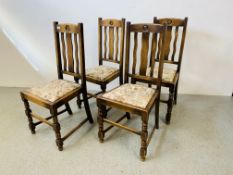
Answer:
[[97, 22, 167, 161], [79, 18, 126, 107], [20, 22, 93, 151], [152, 17, 188, 124]]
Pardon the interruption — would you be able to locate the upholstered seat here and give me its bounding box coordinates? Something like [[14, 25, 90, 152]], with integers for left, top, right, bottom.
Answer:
[[86, 65, 119, 82], [146, 67, 176, 83], [26, 79, 80, 102], [102, 83, 156, 108]]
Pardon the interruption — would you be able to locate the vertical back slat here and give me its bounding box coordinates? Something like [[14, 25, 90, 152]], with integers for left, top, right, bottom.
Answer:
[[171, 26, 179, 61], [104, 26, 107, 59], [139, 32, 149, 75], [108, 26, 114, 59], [163, 26, 172, 60], [156, 33, 162, 59], [61, 33, 67, 71], [74, 34, 79, 74], [150, 33, 157, 77], [115, 27, 119, 61], [66, 33, 74, 72], [98, 18, 103, 65], [132, 32, 138, 74]]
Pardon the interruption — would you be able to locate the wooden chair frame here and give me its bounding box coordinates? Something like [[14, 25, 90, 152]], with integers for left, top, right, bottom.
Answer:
[[20, 22, 93, 151], [152, 17, 188, 124], [78, 18, 125, 108], [97, 22, 167, 161]]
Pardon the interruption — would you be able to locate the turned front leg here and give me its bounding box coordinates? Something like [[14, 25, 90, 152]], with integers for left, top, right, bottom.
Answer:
[[22, 97, 35, 134], [50, 108, 63, 151], [98, 104, 106, 143], [140, 114, 148, 161], [166, 87, 175, 124]]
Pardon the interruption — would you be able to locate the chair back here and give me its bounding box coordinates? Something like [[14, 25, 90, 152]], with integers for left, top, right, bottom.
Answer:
[[124, 22, 167, 91], [53, 22, 87, 87], [153, 17, 188, 72], [98, 18, 125, 69]]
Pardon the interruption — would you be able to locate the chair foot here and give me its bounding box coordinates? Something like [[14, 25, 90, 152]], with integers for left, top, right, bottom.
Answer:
[[140, 148, 147, 161], [77, 101, 82, 109], [89, 118, 94, 124], [126, 112, 131, 120], [56, 139, 63, 151], [77, 96, 82, 109], [155, 123, 159, 129], [165, 116, 171, 125], [98, 131, 105, 143], [165, 111, 171, 124], [28, 117, 36, 134], [30, 127, 36, 134], [65, 103, 73, 115]]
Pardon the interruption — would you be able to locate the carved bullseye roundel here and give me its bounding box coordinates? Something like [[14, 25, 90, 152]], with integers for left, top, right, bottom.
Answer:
[[65, 25, 70, 31], [167, 19, 172, 25], [110, 21, 113, 25], [143, 25, 148, 31]]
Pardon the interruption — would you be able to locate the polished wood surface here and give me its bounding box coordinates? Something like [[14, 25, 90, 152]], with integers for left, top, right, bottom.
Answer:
[[20, 22, 93, 151], [79, 18, 126, 107], [97, 22, 167, 161], [152, 17, 188, 124]]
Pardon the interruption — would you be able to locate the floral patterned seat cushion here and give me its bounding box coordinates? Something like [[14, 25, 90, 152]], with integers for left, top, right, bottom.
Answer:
[[102, 83, 156, 109], [146, 67, 177, 83], [26, 79, 80, 102], [86, 65, 119, 81]]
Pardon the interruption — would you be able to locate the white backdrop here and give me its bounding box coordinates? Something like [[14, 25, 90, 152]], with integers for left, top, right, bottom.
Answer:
[[0, 0, 232, 95]]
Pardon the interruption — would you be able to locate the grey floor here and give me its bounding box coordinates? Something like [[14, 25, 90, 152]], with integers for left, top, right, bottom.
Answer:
[[0, 87, 233, 175]]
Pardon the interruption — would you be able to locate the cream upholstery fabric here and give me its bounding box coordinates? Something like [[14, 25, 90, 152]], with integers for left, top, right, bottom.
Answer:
[[146, 67, 176, 82], [26, 79, 80, 102], [86, 65, 118, 81], [102, 83, 156, 108]]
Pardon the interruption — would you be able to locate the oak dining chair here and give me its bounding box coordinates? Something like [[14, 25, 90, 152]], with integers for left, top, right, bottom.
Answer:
[[77, 18, 125, 108], [151, 17, 188, 124], [20, 22, 93, 151], [97, 22, 167, 161]]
